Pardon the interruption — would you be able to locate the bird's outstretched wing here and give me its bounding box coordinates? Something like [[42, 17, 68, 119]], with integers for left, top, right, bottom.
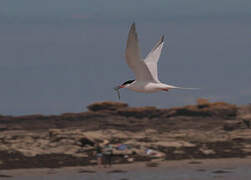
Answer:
[[144, 35, 165, 82], [125, 23, 155, 82]]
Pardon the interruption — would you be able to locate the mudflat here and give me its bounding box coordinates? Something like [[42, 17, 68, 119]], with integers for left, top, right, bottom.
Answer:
[[1, 157, 251, 179]]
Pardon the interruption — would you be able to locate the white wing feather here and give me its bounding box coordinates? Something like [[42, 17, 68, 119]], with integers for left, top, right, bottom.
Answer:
[[125, 23, 155, 82], [144, 36, 164, 82], [125, 23, 199, 91]]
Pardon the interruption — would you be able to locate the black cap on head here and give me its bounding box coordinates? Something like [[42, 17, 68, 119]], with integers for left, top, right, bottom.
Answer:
[[122, 79, 135, 86]]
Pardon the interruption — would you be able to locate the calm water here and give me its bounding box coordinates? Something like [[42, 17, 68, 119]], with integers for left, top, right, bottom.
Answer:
[[2, 162, 251, 180]]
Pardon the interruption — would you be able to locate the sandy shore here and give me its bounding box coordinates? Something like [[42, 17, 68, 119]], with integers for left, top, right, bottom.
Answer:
[[1, 157, 251, 178]]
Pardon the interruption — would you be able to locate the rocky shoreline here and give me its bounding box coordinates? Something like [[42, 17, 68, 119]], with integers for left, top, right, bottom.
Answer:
[[0, 100, 251, 170]]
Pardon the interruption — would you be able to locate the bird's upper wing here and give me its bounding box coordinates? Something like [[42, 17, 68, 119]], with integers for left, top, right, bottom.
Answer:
[[125, 23, 155, 82], [144, 36, 165, 82]]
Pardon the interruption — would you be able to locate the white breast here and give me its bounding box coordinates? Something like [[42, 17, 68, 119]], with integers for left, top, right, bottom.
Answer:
[[128, 81, 163, 93]]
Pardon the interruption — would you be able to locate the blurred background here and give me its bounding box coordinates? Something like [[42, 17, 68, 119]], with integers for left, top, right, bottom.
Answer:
[[0, 0, 250, 115]]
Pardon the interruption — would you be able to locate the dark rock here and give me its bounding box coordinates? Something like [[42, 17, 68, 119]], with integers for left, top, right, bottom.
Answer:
[[212, 170, 232, 174], [87, 101, 128, 112], [242, 119, 250, 128], [188, 161, 202, 164], [0, 174, 12, 177], [79, 137, 95, 147], [223, 121, 242, 131], [107, 170, 127, 173], [0, 100, 240, 131], [78, 170, 95, 173]]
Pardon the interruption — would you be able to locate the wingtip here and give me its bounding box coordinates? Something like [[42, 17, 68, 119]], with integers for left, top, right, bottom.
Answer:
[[160, 35, 164, 42], [128, 22, 138, 41], [131, 22, 136, 30]]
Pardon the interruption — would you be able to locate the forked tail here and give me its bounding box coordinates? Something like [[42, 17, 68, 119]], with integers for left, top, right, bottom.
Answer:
[[166, 85, 199, 90]]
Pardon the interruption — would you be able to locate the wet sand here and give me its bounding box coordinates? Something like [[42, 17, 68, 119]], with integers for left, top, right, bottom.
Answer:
[[1, 157, 251, 180]]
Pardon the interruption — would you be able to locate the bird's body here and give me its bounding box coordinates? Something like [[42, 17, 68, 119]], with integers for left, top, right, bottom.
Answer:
[[114, 23, 197, 98], [127, 81, 169, 93]]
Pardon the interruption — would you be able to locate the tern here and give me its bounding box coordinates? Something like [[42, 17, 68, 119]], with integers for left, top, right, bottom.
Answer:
[[114, 23, 197, 99]]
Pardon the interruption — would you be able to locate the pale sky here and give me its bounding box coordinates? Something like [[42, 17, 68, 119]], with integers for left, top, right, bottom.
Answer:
[[0, 0, 251, 115]]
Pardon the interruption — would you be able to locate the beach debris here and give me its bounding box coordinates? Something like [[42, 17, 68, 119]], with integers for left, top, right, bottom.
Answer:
[[145, 149, 165, 158], [103, 139, 109, 145], [145, 149, 154, 155], [117, 144, 128, 151]]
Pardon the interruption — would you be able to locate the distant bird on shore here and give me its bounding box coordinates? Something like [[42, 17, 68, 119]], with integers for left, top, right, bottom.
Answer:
[[114, 23, 198, 99]]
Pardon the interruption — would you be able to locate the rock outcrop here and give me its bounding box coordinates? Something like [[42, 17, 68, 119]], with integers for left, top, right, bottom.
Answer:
[[0, 100, 250, 169]]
